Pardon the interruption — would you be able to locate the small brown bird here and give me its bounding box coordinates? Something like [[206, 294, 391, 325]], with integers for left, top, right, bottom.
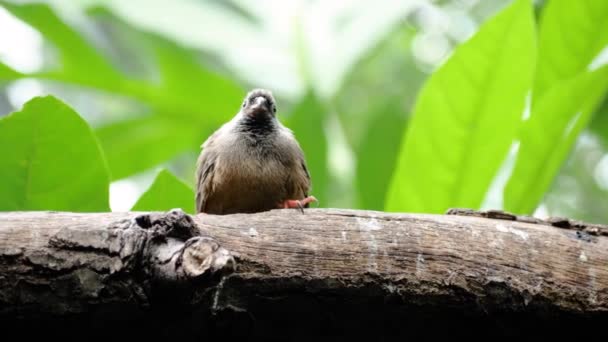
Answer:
[[195, 89, 316, 215]]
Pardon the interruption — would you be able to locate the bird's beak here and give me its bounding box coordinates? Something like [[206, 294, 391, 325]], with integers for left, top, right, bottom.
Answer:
[[248, 97, 268, 116], [253, 96, 266, 108]]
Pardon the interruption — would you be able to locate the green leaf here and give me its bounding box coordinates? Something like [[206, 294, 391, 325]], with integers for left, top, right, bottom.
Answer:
[[131, 169, 195, 213], [504, 66, 608, 214], [0, 61, 22, 81], [284, 92, 328, 206], [533, 0, 608, 101], [96, 114, 203, 180], [0, 96, 110, 211], [385, 0, 536, 213], [1, 1, 122, 86], [355, 103, 407, 210]]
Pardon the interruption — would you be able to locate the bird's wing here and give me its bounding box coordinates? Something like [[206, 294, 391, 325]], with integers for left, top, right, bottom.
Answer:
[[300, 159, 312, 197], [290, 147, 313, 206], [195, 155, 215, 213], [279, 127, 313, 204], [195, 132, 219, 213]]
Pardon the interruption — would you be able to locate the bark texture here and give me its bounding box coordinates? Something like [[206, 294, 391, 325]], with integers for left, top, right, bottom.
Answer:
[[0, 208, 607, 340]]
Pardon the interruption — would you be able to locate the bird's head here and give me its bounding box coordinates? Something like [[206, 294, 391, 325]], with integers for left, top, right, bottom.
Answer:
[[240, 88, 277, 121]]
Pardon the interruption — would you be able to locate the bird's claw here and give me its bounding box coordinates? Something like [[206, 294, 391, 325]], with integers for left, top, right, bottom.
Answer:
[[281, 196, 318, 213], [296, 201, 304, 214]]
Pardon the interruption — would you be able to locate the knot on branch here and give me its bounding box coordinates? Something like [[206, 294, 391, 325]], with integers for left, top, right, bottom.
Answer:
[[46, 209, 236, 305], [177, 237, 236, 278], [135, 209, 236, 284]]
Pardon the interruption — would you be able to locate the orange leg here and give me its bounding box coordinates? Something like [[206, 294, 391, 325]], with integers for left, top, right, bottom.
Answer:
[[280, 196, 318, 213]]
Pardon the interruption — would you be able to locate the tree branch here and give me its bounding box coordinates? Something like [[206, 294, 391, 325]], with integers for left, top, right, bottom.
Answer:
[[0, 208, 606, 339]]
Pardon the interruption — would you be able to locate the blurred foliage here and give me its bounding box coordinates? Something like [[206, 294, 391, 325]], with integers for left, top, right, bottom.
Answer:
[[132, 168, 195, 213], [591, 99, 608, 148], [532, 0, 608, 100], [283, 92, 329, 206], [505, 66, 608, 213], [504, 0, 608, 214], [355, 101, 407, 211], [96, 113, 201, 180], [0, 1, 245, 181], [0, 0, 607, 223]]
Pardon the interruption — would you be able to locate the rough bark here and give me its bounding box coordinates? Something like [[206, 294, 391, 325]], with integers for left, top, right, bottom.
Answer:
[[0, 208, 607, 340]]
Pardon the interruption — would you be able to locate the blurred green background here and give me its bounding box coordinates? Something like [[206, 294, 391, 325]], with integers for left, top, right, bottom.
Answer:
[[1, 0, 607, 223]]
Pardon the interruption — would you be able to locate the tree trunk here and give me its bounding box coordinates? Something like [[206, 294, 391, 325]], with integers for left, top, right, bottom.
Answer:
[[0, 208, 607, 340]]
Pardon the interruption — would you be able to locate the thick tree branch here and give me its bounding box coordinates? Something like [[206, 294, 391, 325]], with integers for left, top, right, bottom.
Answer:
[[0, 208, 607, 339]]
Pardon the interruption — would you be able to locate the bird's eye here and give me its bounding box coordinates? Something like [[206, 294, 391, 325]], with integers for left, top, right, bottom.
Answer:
[[272, 105, 277, 113], [242, 100, 246, 108]]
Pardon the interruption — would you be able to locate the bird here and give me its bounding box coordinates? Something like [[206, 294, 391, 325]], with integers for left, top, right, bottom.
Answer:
[[195, 88, 317, 215]]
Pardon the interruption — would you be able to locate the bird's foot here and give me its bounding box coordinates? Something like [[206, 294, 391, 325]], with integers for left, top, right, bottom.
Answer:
[[280, 196, 318, 213]]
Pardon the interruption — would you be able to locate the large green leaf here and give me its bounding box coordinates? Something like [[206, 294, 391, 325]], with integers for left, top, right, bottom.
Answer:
[[533, 0, 608, 101], [131, 169, 195, 213], [505, 66, 608, 214], [284, 92, 328, 206], [96, 114, 203, 180], [0, 96, 110, 211], [385, 0, 536, 213]]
